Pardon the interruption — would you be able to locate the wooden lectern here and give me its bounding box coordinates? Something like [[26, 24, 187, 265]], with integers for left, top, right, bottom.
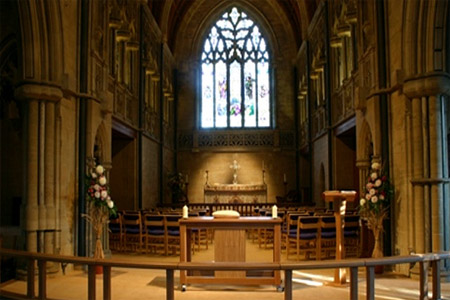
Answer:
[[322, 190, 357, 285]]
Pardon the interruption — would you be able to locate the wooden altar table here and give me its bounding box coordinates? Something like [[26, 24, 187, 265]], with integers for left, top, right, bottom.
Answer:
[[179, 216, 282, 290]]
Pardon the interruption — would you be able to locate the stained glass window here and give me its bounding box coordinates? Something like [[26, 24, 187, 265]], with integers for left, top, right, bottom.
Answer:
[[201, 7, 271, 129]]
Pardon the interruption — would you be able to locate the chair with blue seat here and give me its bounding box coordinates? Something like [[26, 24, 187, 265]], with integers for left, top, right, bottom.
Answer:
[[108, 212, 123, 251], [285, 213, 303, 259], [143, 214, 166, 255], [287, 215, 320, 260], [164, 215, 182, 255], [319, 216, 336, 260], [122, 211, 143, 252], [344, 215, 361, 257]]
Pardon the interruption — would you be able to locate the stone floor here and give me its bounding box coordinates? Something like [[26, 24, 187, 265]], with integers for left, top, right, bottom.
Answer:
[[1, 240, 449, 300]]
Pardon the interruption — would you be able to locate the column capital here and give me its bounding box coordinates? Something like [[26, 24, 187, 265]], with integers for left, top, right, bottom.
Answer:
[[14, 82, 63, 102], [403, 72, 450, 98]]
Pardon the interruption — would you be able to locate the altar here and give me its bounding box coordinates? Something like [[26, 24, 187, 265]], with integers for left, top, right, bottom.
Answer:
[[204, 183, 267, 203]]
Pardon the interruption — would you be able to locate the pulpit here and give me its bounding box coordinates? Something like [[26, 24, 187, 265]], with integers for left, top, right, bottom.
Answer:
[[322, 190, 357, 285]]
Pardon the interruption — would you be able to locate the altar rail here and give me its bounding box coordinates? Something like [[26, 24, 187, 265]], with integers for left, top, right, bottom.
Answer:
[[158, 203, 309, 216], [0, 248, 448, 300]]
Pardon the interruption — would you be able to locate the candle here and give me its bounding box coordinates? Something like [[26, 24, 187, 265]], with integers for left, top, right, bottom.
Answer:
[[182, 205, 188, 219], [272, 205, 278, 218], [262, 160, 265, 170], [283, 173, 287, 183], [185, 174, 189, 184]]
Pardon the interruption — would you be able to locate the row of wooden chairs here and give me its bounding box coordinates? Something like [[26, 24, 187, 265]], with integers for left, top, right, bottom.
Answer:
[[284, 214, 360, 260], [109, 211, 208, 255]]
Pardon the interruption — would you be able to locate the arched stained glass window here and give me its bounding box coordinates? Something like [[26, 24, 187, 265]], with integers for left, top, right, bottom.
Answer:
[[201, 7, 271, 129]]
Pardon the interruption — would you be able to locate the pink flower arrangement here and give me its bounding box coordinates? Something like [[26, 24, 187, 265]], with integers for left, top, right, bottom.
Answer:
[[359, 162, 392, 216], [86, 164, 116, 215]]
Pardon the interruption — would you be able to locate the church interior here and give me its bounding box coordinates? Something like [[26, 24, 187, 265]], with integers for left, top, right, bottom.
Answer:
[[1, 0, 449, 298]]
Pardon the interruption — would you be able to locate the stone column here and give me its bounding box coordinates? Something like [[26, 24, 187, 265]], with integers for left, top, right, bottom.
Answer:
[[411, 96, 425, 253], [44, 101, 56, 255], [428, 96, 444, 252], [25, 99, 39, 252]]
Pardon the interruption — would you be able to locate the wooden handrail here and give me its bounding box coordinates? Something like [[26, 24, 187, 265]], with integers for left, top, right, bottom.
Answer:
[[0, 248, 449, 300]]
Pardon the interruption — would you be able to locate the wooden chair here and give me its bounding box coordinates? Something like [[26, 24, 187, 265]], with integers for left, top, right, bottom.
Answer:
[[143, 214, 166, 255], [319, 216, 336, 260], [285, 213, 302, 259], [108, 212, 123, 251], [122, 211, 143, 252], [165, 215, 182, 255], [344, 215, 361, 257], [286, 215, 320, 260]]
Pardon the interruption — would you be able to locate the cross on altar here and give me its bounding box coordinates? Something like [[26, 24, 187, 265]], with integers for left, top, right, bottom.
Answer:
[[230, 160, 240, 184]]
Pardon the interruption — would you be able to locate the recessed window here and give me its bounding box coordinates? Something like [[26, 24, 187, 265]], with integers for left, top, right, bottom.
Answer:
[[201, 7, 271, 129]]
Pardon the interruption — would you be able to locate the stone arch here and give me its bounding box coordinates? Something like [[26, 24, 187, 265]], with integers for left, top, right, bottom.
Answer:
[[173, 0, 297, 63], [357, 119, 373, 162], [402, 0, 449, 77], [16, 0, 64, 83], [92, 121, 110, 167]]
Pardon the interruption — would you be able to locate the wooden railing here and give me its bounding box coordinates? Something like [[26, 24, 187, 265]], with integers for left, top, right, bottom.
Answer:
[[0, 248, 449, 300]]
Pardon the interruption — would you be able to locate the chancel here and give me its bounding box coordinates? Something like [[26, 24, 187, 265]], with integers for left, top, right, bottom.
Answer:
[[0, 0, 449, 299]]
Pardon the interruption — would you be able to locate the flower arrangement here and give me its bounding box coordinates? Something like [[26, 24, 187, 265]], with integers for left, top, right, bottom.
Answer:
[[359, 161, 393, 258], [84, 164, 117, 259]]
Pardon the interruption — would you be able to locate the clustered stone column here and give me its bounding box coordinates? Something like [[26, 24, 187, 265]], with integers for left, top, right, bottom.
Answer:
[[15, 84, 62, 264], [404, 75, 450, 277]]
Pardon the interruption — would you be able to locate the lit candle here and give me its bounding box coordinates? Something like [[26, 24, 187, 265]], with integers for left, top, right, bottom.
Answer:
[[283, 173, 287, 183], [272, 205, 278, 218], [182, 205, 188, 219]]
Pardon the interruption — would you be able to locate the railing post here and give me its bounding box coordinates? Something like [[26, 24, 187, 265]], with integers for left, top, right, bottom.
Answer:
[[284, 270, 292, 300], [103, 266, 112, 300], [88, 265, 96, 300], [27, 259, 35, 298], [419, 261, 429, 300], [38, 260, 47, 300], [349, 267, 358, 300], [431, 260, 441, 300], [166, 269, 174, 300], [366, 266, 374, 300]]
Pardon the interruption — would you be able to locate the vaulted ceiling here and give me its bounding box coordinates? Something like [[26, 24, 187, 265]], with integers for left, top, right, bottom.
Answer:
[[147, 0, 320, 52]]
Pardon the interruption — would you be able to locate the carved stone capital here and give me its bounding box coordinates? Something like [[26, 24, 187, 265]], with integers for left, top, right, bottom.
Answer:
[[403, 72, 450, 98], [14, 82, 63, 102]]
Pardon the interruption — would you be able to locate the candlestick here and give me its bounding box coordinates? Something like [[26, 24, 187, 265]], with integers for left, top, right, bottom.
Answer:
[[283, 173, 287, 183]]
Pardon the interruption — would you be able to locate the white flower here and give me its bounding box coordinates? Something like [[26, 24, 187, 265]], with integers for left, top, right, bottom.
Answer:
[[375, 179, 382, 187], [99, 176, 107, 186], [371, 162, 381, 170], [365, 193, 371, 200], [366, 182, 373, 190], [91, 172, 97, 179], [94, 191, 100, 198], [369, 188, 376, 195], [371, 196, 378, 203], [371, 172, 378, 180], [101, 190, 108, 199], [107, 199, 114, 209], [95, 165, 104, 175], [94, 184, 100, 191], [360, 198, 366, 206], [379, 194, 385, 200]]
